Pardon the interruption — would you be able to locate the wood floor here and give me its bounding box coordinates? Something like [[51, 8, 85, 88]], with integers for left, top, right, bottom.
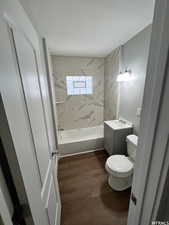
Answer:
[[58, 150, 131, 225]]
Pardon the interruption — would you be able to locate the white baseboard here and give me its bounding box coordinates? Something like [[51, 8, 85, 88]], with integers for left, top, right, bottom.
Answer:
[[59, 148, 105, 159]]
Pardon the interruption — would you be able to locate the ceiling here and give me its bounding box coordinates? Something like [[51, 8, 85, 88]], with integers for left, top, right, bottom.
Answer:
[[19, 0, 155, 57]]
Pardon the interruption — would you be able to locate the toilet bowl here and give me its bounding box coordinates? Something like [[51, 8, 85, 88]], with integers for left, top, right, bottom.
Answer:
[[105, 134, 138, 191]]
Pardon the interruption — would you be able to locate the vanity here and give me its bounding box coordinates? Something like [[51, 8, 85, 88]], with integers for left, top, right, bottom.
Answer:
[[104, 119, 133, 155]]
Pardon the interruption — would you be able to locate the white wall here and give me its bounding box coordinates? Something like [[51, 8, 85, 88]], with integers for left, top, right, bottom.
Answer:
[[119, 25, 152, 134]]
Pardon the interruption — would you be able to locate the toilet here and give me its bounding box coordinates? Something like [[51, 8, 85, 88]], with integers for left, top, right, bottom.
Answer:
[[105, 134, 138, 191]]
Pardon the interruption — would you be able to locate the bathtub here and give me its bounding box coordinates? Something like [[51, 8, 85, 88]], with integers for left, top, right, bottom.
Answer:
[[58, 125, 104, 156]]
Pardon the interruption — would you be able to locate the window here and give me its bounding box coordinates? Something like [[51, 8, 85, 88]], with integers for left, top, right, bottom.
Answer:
[[66, 76, 93, 95]]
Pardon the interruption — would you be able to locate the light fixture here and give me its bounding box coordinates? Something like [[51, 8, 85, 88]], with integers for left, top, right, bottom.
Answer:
[[116, 70, 135, 82]]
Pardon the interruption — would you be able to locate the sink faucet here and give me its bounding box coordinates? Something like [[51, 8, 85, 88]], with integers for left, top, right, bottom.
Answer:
[[119, 119, 126, 124]]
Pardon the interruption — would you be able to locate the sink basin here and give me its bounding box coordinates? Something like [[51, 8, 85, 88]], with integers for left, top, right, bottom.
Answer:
[[104, 119, 133, 130]]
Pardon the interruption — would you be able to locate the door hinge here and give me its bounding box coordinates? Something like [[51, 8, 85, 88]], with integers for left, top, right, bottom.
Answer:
[[50, 151, 59, 159], [131, 192, 137, 205]]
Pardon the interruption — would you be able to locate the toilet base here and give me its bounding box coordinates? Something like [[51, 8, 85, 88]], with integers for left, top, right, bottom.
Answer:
[[108, 174, 133, 191]]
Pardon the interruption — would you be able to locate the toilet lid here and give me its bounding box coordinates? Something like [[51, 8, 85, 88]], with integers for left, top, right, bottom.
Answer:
[[106, 155, 133, 178]]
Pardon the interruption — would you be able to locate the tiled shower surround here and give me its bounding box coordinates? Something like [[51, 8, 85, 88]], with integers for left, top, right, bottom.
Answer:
[[51, 56, 105, 130]]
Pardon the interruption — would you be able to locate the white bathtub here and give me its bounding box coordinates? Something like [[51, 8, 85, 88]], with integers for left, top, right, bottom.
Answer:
[[58, 125, 104, 156]]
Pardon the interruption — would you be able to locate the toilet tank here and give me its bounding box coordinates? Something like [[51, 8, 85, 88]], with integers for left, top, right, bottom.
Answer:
[[126, 135, 138, 161]]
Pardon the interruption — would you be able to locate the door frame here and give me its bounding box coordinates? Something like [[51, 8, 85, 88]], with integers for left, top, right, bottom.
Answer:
[[127, 0, 169, 224], [41, 38, 61, 225], [42, 38, 59, 151]]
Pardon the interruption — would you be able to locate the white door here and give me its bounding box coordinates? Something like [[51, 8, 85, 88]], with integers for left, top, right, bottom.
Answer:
[[11, 27, 49, 186], [10, 27, 59, 225], [0, 0, 60, 224], [0, 17, 49, 225]]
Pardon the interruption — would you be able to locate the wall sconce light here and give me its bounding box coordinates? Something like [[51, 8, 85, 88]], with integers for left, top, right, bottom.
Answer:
[[116, 70, 135, 82]]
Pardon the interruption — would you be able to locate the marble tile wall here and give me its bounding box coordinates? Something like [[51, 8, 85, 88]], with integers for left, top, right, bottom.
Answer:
[[104, 47, 120, 121], [51, 56, 104, 130]]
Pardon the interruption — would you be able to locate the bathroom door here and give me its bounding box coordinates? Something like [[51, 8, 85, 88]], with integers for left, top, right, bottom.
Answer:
[[1, 15, 49, 225], [10, 27, 59, 225], [0, 0, 56, 222]]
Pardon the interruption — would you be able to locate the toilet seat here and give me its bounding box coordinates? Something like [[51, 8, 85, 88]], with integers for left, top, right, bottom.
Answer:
[[105, 155, 133, 178]]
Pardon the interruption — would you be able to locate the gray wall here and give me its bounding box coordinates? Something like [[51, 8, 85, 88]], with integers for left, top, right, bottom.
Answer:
[[51, 56, 104, 130], [119, 25, 152, 134]]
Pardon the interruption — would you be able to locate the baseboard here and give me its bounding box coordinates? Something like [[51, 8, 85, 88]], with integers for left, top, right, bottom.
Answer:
[[59, 148, 104, 159]]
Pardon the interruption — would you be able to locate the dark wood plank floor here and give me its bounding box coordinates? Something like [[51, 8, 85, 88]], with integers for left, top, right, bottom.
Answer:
[[58, 151, 131, 225]]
